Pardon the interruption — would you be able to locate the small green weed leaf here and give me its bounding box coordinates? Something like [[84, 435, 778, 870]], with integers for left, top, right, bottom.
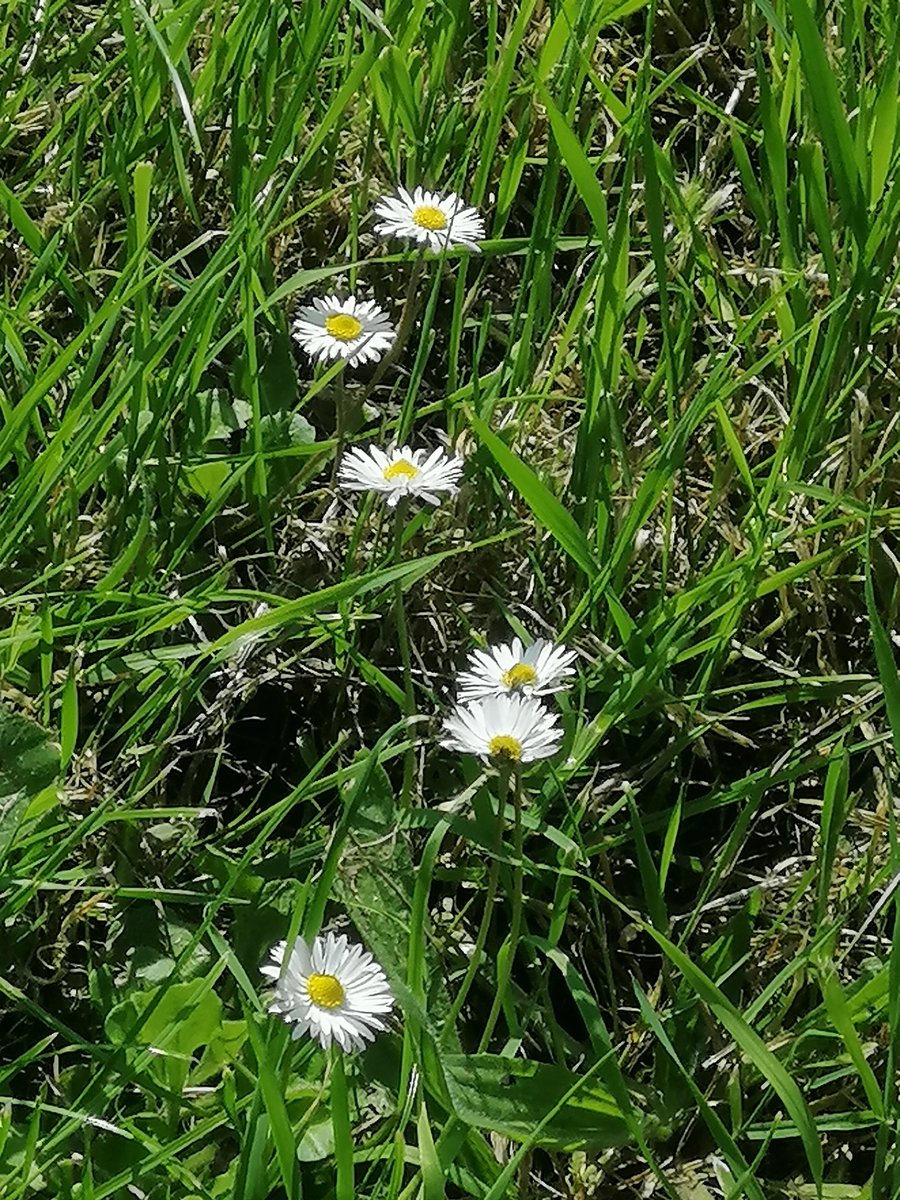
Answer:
[[106, 979, 224, 1096], [442, 1053, 630, 1151], [0, 708, 59, 861], [258, 329, 300, 417], [333, 762, 414, 980], [334, 762, 455, 1036], [243, 1005, 300, 1199], [106, 979, 222, 1060], [258, 411, 315, 450], [372, 45, 420, 144], [188, 391, 252, 446], [816, 745, 848, 923], [634, 985, 768, 1200], [298, 1117, 335, 1163], [538, 942, 668, 1178], [194, 1019, 248, 1084], [536, 0, 580, 83], [207, 541, 490, 656], [0, 707, 59, 806], [255, 410, 317, 492]]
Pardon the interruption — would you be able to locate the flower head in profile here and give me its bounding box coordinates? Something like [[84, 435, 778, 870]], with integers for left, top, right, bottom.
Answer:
[[292, 294, 396, 367], [262, 932, 394, 1053], [457, 637, 577, 703], [373, 186, 485, 252], [441, 694, 562, 765], [338, 444, 463, 507]]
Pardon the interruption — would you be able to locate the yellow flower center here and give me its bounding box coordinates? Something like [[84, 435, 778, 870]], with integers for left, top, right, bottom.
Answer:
[[383, 458, 419, 481], [488, 734, 523, 761], [306, 973, 345, 1009], [325, 313, 363, 341], [412, 204, 448, 231], [501, 663, 538, 690]]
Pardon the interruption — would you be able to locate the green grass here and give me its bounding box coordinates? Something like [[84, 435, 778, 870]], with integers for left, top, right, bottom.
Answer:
[[2, 0, 900, 1196]]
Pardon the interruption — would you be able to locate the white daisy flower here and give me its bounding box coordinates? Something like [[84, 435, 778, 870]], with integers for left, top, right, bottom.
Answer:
[[373, 186, 485, 252], [456, 637, 577, 702], [338, 444, 463, 507], [262, 932, 394, 1053], [441, 694, 563, 764], [292, 294, 396, 367]]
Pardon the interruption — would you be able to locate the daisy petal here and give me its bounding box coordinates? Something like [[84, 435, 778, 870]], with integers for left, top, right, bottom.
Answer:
[[371, 185, 485, 252], [338, 444, 463, 508], [292, 294, 397, 368], [261, 933, 394, 1055]]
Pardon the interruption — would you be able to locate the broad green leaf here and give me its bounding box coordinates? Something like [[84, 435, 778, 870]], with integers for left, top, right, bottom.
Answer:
[[442, 1053, 630, 1151]]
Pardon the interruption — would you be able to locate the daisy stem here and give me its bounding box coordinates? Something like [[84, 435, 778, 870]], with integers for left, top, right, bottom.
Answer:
[[365, 244, 426, 399], [331, 368, 348, 484], [478, 765, 524, 1052], [392, 500, 416, 805], [442, 765, 508, 1038], [331, 1049, 355, 1200]]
